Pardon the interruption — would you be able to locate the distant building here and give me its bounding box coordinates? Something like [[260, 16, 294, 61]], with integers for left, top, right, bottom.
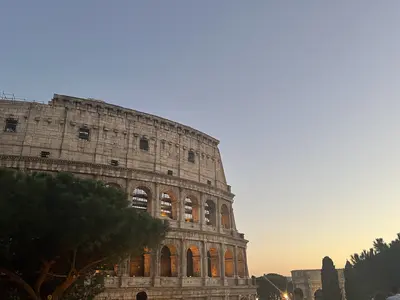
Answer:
[[291, 269, 345, 300]]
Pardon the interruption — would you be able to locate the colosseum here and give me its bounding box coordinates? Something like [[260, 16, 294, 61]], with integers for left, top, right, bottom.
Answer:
[[0, 93, 257, 300]]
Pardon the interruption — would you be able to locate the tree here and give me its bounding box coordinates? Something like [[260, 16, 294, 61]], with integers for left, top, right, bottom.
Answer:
[[344, 260, 358, 300], [256, 273, 290, 300], [344, 234, 400, 300], [321, 257, 341, 300], [0, 168, 168, 300]]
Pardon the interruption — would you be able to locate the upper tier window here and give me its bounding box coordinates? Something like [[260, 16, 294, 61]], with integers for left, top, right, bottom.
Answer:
[[188, 151, 195, 163], [140, 138, 149, 151], [78, 127, 90, 140], [4, 118, 17, 132]]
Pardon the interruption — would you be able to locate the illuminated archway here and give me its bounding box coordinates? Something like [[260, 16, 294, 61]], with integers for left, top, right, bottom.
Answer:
[[205, 200, 216, 226], [130, 249, 151, 277], [184, 196, 200, 223], [186, 245, 201, 277], [237, 250, 245, 278], [132, 187, 151, 213], [224, 249, 234, 277], [207, 247, 219, 277], [221, 204, 231, 229], [160, 192, 177, 220], [160, 245, 178, 277]]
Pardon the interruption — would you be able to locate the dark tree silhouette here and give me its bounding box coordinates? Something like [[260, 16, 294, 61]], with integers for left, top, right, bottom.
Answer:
[[344, 235, 400, 300], [0, 169, 168, 300], [256, 273, 291, 300], [321, 257, 342, 300]]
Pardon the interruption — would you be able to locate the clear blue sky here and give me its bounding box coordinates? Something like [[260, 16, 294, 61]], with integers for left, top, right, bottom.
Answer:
[[2, 1, 400, 276]]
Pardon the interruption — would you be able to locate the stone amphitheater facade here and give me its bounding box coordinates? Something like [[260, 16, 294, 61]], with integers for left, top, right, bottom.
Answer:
[[0, 94, 257, 300]]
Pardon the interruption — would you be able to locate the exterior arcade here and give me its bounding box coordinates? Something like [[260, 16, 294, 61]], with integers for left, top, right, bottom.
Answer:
[[0, 93, 257, 300]]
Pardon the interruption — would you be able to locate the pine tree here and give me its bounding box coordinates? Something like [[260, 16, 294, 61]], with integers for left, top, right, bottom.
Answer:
[[321, 256, 342, 300]]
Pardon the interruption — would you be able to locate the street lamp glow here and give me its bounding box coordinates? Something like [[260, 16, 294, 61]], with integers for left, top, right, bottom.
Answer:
[[283, 293, 289, 299]]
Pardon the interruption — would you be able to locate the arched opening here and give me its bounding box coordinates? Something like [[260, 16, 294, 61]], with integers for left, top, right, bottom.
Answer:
[[208, 247, 219, 277], [132, 187, 150, 212], [160, 245, 178, 277], [184, 196, 199, 223], [130, 249, 151, 277], [130, 255, 144, 277], [187, 249, 193, 276], [237, 251, 245, 278], [205, 200, 216, 226], [160, 192, 177, 219], [186, 246, 201, 277], [224, 249, 234, 277], [139, 138, 149, 151], [136, 291, 147, 300], [221, 204, 231, 229]]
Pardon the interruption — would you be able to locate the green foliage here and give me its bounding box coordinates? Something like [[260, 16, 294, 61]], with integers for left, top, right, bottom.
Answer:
[[256, 273, 291, 300], [0, 168, 168, 300], [321, 256, 341, 300], [62, 272, 105, 300], [345, 235, 400, 300]]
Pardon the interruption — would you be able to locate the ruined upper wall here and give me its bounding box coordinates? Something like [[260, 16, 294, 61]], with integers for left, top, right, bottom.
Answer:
[[0, 94, 230, 192]]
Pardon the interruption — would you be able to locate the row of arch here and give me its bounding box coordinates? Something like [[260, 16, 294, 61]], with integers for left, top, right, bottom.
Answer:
[[129, 245, 246, 278], [106, 183, 231, 228]]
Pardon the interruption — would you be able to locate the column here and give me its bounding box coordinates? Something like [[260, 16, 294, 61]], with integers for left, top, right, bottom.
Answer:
[[230, 206, 237, 231], [220, 243, 225, 285], [143, 252, 151, 277], [200, 193, 205, 227], [121, 258, 130, 277], [244, 248, 250, 283], [171, 254, 178, 277], [216, 197, 221, 232], [202, 241, 208, 286], [119, 257, 130, 288], [178, 188, 184, 225], [152, 248, 161, 286], [234, 246, 238, 280], [180, 239, 186, 280], [153, 183, 159, 218]]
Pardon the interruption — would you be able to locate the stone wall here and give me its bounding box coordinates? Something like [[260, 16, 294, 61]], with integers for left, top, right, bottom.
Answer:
[[0, 94, 256, 299]]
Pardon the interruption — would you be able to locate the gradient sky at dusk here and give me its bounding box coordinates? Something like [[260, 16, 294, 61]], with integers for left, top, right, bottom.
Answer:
[[2, 1, 400, 276]]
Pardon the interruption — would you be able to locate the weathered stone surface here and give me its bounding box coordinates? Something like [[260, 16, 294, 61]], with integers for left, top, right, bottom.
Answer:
[[0, 94, 257, 299]]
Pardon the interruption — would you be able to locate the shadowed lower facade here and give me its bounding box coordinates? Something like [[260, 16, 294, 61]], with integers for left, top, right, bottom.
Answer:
[[0, 93, 257, 300]]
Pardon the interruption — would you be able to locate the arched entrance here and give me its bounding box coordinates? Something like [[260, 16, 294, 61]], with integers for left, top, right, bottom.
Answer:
[[207, 247, 219, 277], [160, 245, 178, 277], [184, 196, 200, 223], [224, 249, 234, 277], [130, 248, 151, 277], [205, 200, 216, 226], [160, 192, 177, 220], [132, 187, 151, 213], [221, 204, 231, 229], [136, 291, 147, 300], [186, 245, 201, 277], [130, 254, 145, 276], [237, 250, 245, 277]]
